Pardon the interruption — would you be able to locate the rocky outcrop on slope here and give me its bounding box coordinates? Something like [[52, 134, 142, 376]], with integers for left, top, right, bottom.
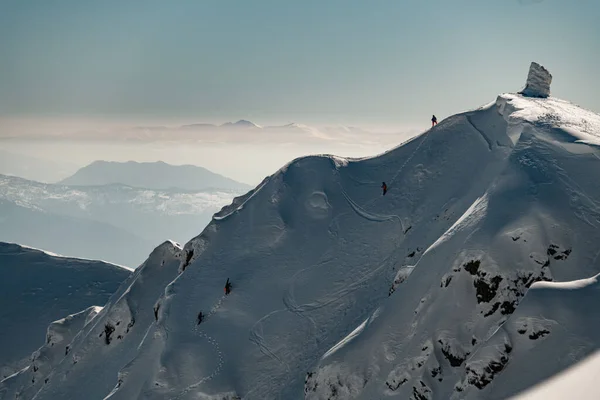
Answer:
[[519, 61, 552, 98]]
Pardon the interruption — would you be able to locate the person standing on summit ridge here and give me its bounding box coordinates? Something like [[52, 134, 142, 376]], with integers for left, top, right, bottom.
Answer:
[[431, 115, 438, 127], [381, 182, 387, 196], [224, 278, 232, 295]]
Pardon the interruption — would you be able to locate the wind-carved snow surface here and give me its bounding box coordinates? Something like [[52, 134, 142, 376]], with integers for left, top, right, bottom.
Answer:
[[0, 243, 131, 380], [0, 306, 102, 398], [305, 93, 600, 399], [12, 89, 600, 400], [3, 241, 183, 400]]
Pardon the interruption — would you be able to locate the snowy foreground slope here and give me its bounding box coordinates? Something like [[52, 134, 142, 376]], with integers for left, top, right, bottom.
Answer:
[[0, 241, 181, 399], [8, 92, 600, 400], [0, 243, 131, 379]]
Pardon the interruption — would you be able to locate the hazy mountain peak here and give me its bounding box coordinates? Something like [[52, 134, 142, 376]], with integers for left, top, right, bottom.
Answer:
[[59, 160, 251, 191]]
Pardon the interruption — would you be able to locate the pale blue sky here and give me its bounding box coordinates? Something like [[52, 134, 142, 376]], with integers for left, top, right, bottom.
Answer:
[[1, 0, 598, 128]]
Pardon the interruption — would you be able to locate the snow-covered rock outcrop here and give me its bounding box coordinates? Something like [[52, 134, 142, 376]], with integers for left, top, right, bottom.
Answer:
[[0, 243, 131, 379], [458, 274, 600, 399], [13, 240, 183, 400], [519, 61, 552, 98], [8, 68, 600, 400], [0, 306, 102, 399]]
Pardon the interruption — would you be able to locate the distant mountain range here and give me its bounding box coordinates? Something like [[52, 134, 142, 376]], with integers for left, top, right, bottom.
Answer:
[[59, 160, 251, 191], [0, 120, 407, 143], [0, 167, 248, 266]]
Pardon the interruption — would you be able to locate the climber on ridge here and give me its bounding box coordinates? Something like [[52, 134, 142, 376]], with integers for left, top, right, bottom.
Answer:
[[197, 311, 204, 325], [381, 182, 387, 196], [224, 278, 232, 295], [431, 115, 438, 127]]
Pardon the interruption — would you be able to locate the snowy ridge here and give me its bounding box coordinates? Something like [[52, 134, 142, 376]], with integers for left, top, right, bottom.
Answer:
[[12, 90, 600, 400], [0, 242, 131, 380], [306, 93, 600, 399], [0, 306, 102, 398], [15, 241, 183, 400], [90, 95, 515, 399]]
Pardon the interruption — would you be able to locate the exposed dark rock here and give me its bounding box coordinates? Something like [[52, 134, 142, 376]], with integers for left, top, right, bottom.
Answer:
[[126, 317, 135, 333], [104, 323, 115, 345], [474, 275, 502, 303], [465, 347, 510, 390], [547, 244, 558, 256], [442, 275, 453, 288], [154, 303, 160, 321], [412, 382, 431, 400], [439, 339, 468, 367], [181, 249, 194, 271], [386, 377, 408, 391], [464, 260, 481, 275], [529, 329, 550, 340], [500, 301, 516, 315]]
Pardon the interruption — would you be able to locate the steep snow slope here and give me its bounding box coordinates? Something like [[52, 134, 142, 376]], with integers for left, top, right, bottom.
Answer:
[[306, 94, 600, 399], [16, 91, 600, 400], [32, 96, 511, 400], [58, 160, 251, 191], [0, 306, 102, 399], [18, 241, 183, 400], [468, 274, 600, 400], [0, 243, 131, 379]]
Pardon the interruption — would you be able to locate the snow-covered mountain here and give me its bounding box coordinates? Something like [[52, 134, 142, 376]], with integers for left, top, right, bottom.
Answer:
[[58, 160, 251, 191], [0, 174, 245, 267], [0, 242, 131, 380], [6, 65, 600, 400], [0, 241, 182, 399]]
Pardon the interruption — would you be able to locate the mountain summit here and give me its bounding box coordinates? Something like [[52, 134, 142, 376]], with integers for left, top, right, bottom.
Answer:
[[58, 160, 250, 191], [220, 119, 262, 129], [7, 63, 600, 400]]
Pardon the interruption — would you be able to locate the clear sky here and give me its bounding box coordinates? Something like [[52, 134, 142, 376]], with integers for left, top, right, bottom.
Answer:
[[1, 0, 598, 129]]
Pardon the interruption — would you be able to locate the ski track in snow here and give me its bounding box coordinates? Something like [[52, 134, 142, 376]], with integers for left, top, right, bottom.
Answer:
[[249, 312, 291, 372], [341, 189, 403, 226], [168, 295, 228, 400], [353, 128, 432, 214], [388, 130, 432, 187]]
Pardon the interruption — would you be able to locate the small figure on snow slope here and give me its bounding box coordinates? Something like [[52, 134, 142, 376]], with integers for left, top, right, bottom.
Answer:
[[197, 311, 204, 325], [431, 115, 438, 127], [224, 278, 232, 295], [381, 182, 387, 196]]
